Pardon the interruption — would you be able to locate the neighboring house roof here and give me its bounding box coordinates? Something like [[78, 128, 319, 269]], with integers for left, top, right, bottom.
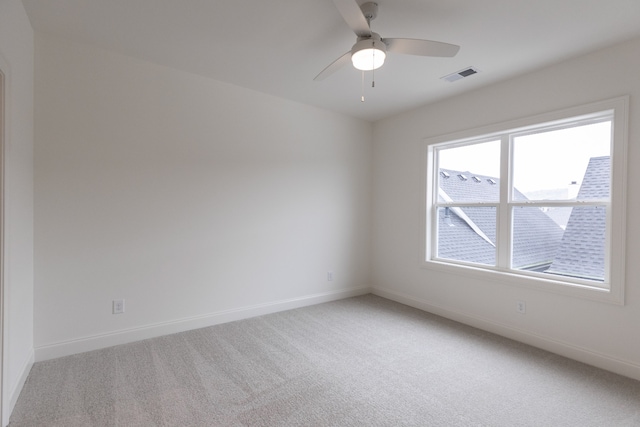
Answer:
[[437, 169, 564, 269], [437, 206, 497, 265], [547, 156, 609, 280], [437, 156, 610, 281]]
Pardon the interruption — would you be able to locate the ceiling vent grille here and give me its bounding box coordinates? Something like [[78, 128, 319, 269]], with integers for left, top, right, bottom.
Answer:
[[441, 66, 480, 83]]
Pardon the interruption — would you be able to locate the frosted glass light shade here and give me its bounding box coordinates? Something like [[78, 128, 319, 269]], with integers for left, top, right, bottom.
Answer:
[[351, 39, 386, 71]]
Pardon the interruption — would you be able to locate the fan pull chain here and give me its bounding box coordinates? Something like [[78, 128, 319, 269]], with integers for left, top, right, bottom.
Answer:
[[372, 66, 375, 88], [372, 41, 376, 88], [361, 71, 365, 102]]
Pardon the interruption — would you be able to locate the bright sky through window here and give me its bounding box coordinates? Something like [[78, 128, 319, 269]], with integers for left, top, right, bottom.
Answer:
[[438, 140, 500, 178], [513, 121, 610, 195], [437, 121, 611, 197]]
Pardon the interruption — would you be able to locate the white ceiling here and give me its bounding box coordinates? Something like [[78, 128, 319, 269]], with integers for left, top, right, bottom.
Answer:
[[22, 0, 640, 122]]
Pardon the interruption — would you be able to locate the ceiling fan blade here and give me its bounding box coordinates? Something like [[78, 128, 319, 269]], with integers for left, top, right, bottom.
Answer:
[[332, 0, 371, 38], [314, 51, 352, 81], [383, 38, 460, 57]]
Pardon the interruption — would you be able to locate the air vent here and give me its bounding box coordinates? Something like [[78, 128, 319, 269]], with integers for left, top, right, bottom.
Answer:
[[441, 66, 480, 83], [458, 174, 468, 181], [440, 171, 450, 178], [487, 178, 496, 185], [472, 176, 481, 183]]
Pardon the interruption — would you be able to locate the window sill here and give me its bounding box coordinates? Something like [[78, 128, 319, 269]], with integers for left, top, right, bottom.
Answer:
[[422, 259, 623, 305]]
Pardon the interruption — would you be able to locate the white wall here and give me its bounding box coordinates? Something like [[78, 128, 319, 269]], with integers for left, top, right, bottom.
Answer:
[[372, 37, 640, 380], [34, 36, 372, 359], [0, 0, 35, 424]]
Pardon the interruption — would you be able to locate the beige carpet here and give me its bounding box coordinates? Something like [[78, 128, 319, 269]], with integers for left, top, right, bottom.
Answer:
[[10, 295, 640, 426]]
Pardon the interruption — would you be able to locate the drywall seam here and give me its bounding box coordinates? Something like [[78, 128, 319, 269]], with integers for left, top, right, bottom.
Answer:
[[372, 285, 640, 381], [35, 286, 371, 362]]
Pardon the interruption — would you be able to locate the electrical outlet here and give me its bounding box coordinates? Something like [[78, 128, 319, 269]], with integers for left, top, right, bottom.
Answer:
[[113, 299, 125, 314], [516, 300, 526, 314], [327, 271, 334, 281]]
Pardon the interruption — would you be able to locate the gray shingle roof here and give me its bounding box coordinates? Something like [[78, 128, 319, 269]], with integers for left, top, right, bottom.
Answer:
[[546, 156, 609, 280], [437, 206, 496, 265], [438, 169, 563, 269], [436, 170, 497, 265], [437, 156, 610, 281]]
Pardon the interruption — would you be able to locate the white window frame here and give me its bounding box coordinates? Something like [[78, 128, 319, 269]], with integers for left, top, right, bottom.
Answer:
[[422, 97, 628, 304]]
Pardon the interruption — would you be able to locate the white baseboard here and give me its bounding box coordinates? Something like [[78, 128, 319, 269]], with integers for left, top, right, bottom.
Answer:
[[372, 285, 640, 382], [35, 286, 371, 362], [4, 348, 34, 427]]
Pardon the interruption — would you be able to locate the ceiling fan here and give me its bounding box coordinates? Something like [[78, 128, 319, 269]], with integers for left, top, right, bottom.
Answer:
[[314, 0, 460, 81]]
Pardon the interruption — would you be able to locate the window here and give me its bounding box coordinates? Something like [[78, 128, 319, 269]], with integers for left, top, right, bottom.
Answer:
[[424, 97, 628, 303]]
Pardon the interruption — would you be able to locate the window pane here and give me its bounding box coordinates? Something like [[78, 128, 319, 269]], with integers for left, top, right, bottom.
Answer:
[[512, 206, 606, 282], [512, 121, 611, 201], [436, 206, 496, 266], [437, 140, 500, 203], [511, 206, 568, 272]]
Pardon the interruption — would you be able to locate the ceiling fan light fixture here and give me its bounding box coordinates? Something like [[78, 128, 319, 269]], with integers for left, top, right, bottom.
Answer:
[[313, 0, 460, 82], [351, 38, 386, 71]]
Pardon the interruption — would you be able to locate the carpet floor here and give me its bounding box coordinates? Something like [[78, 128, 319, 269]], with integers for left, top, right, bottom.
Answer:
[[10, 294, 640, 426]]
